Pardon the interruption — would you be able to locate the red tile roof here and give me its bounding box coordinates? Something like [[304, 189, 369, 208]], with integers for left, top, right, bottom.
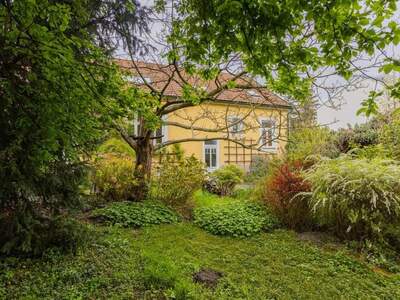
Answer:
[[115, 59, 291, 109]]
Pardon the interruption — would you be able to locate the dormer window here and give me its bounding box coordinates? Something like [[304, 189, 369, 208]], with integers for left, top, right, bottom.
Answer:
[[247, 90, 259, 97], [124, 75, 152, 84]]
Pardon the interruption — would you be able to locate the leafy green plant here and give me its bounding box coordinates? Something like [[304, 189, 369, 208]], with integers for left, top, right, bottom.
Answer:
[[91, 201, 180, 227], [205, 164, 244, 196], [0, 215, 92, 255], [333, 121, 380, 153], [194, 202, 278, 237], [304, 156, 400, 241], [286, 127, 338, 162], [232, 188, 253, 201], [98, 137, 136, 158], [45, 218, 95, 254], [246, 156, 271, 182], [92, 155, 137, 201], [0, 160, 87, 255], [150, 156, 205, 212], [380, 111, 400, 160], [348, 144, 389, 159], [382, 223, 400, 254]]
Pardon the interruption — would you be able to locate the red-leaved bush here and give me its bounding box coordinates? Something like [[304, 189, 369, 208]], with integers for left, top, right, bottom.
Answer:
[[264, 161, 312, 231]]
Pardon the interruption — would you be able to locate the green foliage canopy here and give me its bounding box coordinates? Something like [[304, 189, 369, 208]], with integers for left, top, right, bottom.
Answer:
[[174, 0, 399, 101], [0, 0, 141, 253]]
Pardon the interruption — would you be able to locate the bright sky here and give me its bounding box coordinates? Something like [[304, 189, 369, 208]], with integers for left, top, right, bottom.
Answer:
[[317, 86, 369, 130]]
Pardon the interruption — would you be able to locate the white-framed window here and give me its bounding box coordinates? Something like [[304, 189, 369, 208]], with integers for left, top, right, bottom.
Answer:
[[228, 116, 244, 136], [247, 90, 260, 97], [133, 114, 140, 136], [124, 75, 152, 84], [204, 140, 218, 171], [133, 114, 168, 144], [154, 115, 168, 145], [259, 118, 278, 151]]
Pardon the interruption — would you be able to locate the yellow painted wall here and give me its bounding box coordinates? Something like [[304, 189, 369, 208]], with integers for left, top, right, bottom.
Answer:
[[164, 101, 289, 170]]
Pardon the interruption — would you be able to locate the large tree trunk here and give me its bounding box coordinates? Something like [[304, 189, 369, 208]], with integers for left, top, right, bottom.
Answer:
[[132, 137, 153, 201]]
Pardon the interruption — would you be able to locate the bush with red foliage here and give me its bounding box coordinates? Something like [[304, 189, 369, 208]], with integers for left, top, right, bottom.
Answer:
[[264, 161, 313, 231]]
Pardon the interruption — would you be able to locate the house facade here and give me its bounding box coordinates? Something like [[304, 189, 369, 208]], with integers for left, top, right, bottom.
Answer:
[[117, 59, 291, 171], [164, 101, 290, 171]]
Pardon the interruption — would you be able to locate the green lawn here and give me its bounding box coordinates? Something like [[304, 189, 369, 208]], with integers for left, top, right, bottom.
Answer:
[[193, 190, 239, 208], [1, 192, 400, 299]]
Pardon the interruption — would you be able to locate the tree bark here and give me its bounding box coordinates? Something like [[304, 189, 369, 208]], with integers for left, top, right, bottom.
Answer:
[[132, 136, 153, 201]]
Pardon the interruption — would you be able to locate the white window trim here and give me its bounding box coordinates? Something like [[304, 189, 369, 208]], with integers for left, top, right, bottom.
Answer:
[[153, 115, 168, 145], [227, 115, 244, 137], [203, 140, 219, 171], [133, 114, 140, 136], [161, 114, 168, 143], [247, 90, 260, 97], [259, 117, 278, 152], [124, 75, 152, 84], [133, 114, 167, 143]]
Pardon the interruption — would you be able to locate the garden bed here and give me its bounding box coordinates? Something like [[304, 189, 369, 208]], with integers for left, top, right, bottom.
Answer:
[[1, 192, 400, 299], [1, 224, 399, 299]]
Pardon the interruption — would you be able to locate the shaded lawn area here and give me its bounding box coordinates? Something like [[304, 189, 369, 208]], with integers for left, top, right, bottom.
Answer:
[[1, 222, 399, 299]]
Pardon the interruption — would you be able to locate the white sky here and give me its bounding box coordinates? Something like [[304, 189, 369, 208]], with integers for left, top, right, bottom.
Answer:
[[317, 87, 369, 130]]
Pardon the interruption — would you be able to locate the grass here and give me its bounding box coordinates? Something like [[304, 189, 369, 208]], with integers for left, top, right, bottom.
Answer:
[[193, 189, 251, 208], [1, 191, 400, 299], [138, 224, 400, 299]]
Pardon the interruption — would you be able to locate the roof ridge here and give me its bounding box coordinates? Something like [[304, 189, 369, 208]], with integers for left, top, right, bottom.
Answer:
[[113, 58, 291, 108]]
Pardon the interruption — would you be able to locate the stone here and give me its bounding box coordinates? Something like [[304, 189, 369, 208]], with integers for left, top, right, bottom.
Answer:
[[193, 268, 223, 288]]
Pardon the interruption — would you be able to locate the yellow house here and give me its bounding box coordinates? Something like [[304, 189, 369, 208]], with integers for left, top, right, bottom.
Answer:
[[117, 60, 291, 172]]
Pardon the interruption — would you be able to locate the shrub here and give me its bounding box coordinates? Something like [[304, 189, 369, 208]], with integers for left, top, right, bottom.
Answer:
[[150, 156, 205, 211], [304, 156, 400, 241], [44, 217, 94, 254], [91, 201, 179, 227], [382, 223, 400, 253], [263, 161, 312, 231], [348, 144, 389, 159], [232, 188, 253, 200], [333, 121, 380, 153], [92, 155, 137, 201], [246, 156, 270, 182], [155, 144, 185, 163], [205, 164, 244, 196], [0, 214, 92, 255], [202, 176, 220, 195], [380, 112, 400, 160], [359, 240, 400, 273], [194, 202, 278, 237], [97, 137, 136, 158], [286, 127, 338, 162], [0, 159, 87, 255], [351, 121, 380, 146]]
